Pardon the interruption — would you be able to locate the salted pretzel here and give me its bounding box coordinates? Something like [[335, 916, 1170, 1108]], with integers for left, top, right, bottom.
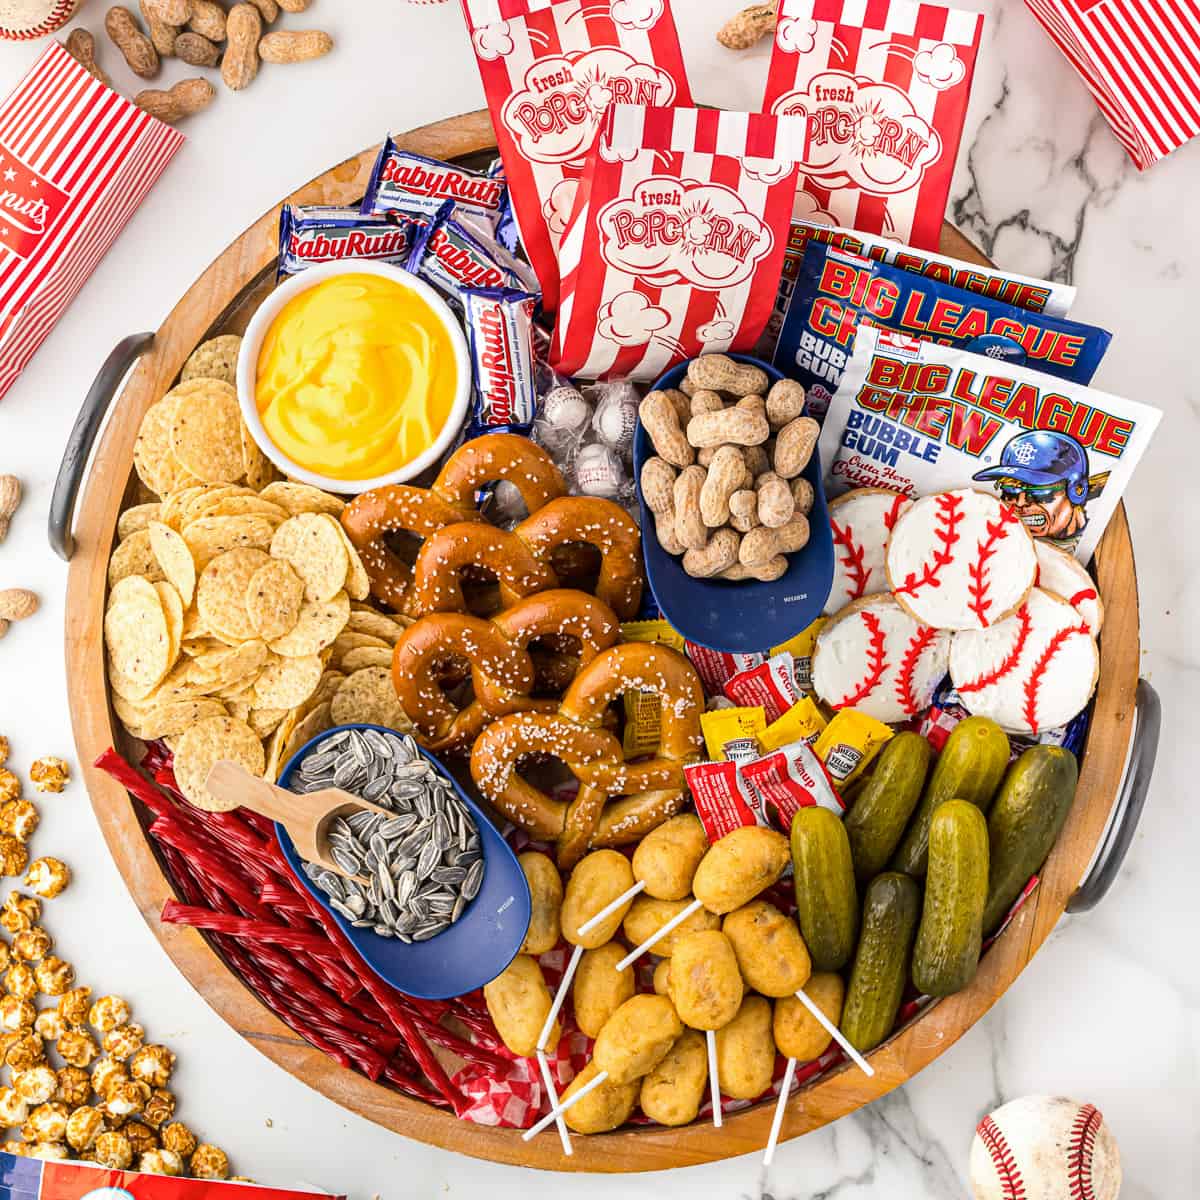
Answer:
[[406, 496, 643, 619], [470, 642, 704, 867], [391, 590, 622, 753], [340, 434, 567, 610]]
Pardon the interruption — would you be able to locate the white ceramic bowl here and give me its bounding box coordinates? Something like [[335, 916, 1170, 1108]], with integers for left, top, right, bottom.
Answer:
[[236, 259, 471, 494]]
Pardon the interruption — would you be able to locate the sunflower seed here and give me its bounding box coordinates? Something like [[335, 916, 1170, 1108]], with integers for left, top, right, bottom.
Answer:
[[463, 859, 484, 900]]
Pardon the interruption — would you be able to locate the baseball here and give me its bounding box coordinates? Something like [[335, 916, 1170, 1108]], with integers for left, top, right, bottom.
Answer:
[[970, 1095, 1122, 1200], [0, 0, 79, 38]]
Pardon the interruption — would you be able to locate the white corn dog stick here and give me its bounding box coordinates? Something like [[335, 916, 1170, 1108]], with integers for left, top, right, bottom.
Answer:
[[537, 943, 583, 1052], [792, 988, 874, 1077], [707, 1028, 722, 1128], [615, 897, 703, 972], [763, 1055, 797, 1166], [577, 879, 645, 936], [536, 1049, 572, 1156], [522, 1067, 609, 1140]]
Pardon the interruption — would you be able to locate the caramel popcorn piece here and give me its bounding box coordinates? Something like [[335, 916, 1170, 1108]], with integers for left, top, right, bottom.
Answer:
[[2, 893, 40, 935], [28, 1142, 67, 1161], [142, 1087, 175, 1129], [88, 995, 131, 1033], [22, 1101, 68, 1144], [123, 1119, 158, 1157], [34, 1010, 63, 1041], [0, 802, 39, 843], [12, 1065, 55, 1104], [65, 1105, 104, 1152], [0, 838, 29, 879], [160, 1120, 196, 1157], [56, 1029, 99, 1069], [57, 985, 91, 1026], [139, 1147, 183, 1176], [129, 1043, 174, 1088], [90, 1058, 128, 1101], [13, 929, 51, 963], [34, 956, 74, 997], [1, 1139, 27, 1157], [28, 759, 69, 794], [25, 859, 70, 900], [104, 1079, 150, 1119], [102, 1023, 144, 1062], [0, 1086, 28, 1126], [4, 962, 35, 1000], [5, 1032, 43, 1072], [0, 943, 10, 973], [0, 995, 34, 1031], [0, 770, 19, 805], [190, 1143, 230, 1180], [0, 738, 8, 767], [93, 1129, 132, 1170], [54, 1066, 90, 1108]]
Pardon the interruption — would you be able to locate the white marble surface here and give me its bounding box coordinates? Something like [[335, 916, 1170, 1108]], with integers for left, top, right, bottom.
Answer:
[[0, 1, 1195, 1196]]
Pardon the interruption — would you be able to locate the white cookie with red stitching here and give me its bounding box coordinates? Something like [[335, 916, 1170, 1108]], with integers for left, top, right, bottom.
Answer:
[[950, 588, 1098, 734], [886, 488, 1036, 631], [824, 488, 912, 615], [812, 594, 951, 724], [1034, 540, 1104, 633]]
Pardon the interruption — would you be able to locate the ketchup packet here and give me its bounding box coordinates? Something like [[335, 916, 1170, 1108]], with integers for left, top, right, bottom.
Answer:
[[740, 738, 845, 830], [777, 243, 1112, 418], [684, 759, 760, 842], [458, 0, 692, 313], [685, 643, 766, 695], [723, 653, 802, 722], [277, 205, 426, 279], [817, 326, 1162, 563], [763, 0, 984, 251], [553, 105, 807, 381]]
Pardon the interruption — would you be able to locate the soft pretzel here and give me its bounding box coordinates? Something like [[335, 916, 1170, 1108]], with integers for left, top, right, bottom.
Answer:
[[470, 642, 704, 867], [340, 434, 567, 610], [406, 496, 644, 619], [391, 590, 622, 753]]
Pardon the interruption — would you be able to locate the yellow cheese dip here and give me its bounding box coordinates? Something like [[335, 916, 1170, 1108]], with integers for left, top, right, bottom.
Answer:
[[255, 272, 459, 482]]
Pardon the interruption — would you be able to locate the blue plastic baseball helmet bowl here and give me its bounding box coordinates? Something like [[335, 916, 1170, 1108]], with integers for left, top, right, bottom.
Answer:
[[276, 723, 531, 1000], [972, 429, 1090, 505], [634, 354, 835, 652]]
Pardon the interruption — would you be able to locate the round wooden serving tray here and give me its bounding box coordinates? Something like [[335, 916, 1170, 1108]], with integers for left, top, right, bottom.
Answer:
[[65, 110, 1142, 1171]]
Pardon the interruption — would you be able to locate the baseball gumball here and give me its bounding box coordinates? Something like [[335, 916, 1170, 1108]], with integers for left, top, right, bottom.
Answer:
[[0, 0, 80, 38], [970, 1095, 1121, 1200], [574, 443, 624, 500], [541, 385, 590, 435]]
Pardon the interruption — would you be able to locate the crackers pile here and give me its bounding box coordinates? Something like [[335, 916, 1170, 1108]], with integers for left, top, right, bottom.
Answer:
[[104, 337, 416, 813]]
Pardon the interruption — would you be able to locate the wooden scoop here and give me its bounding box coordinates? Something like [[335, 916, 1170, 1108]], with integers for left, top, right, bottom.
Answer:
[[205, 761, 394, 884]]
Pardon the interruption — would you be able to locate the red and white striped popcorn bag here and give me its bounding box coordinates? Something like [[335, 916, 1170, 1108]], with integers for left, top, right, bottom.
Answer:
[[551, 105, 808, 381], [0, 42, 184, 402], [762, 0, 984, 251], [457, 0, 692, 314], [1022, 0, 1200, 170]]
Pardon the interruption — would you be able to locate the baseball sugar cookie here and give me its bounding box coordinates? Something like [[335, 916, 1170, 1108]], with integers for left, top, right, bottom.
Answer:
[[950, 588, 1099, 734], [887, 489, 1036, 630], [0, 0, 79, 38], [1034, 540, 1103, 633], [824, 488, 912, 615], [813, 594, 951, 724], [970, 1095, 1121, 1200]]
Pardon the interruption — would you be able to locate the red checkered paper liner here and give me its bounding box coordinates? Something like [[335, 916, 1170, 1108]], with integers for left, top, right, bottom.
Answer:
[[762, 0, 983, 251], [1022, 0, 1200, 169], [0, 43, 184, 402], [551, 105, 808, 381], [457, 0, 692, 314]]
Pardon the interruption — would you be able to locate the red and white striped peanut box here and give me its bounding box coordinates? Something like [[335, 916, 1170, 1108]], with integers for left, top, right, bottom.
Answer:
[[1023, 0, 1200, 170], [0, 42, 184, 403], [763, 0, 984, 252]]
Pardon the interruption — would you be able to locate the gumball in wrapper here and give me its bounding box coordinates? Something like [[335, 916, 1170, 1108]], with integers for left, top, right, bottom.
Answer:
[[590, 381, 640, 456], [575, 444, 625, 501]]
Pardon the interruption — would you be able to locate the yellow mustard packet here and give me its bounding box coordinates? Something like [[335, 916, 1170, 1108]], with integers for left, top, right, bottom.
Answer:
[[700, 706, 767, 764], [620, 620, 685, 756], [621, 619, 686, 653], [814, 709, 893, 787], [771, 618, 825, 692], [761, 695, 827, 752]]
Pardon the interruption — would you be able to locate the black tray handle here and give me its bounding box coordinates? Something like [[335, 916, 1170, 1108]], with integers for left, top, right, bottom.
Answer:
[[49, 333, 155, 562], [1068, 677, 1161, 914]]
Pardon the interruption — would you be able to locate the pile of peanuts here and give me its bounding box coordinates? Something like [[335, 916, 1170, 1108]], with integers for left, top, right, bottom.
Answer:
[[638, 355, 819, 582]]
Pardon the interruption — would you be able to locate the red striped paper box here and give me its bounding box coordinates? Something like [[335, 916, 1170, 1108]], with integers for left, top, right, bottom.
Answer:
[[762, 0, 984, 251], [1023, 0, 1200, 169], [0, 42, 184, 403]]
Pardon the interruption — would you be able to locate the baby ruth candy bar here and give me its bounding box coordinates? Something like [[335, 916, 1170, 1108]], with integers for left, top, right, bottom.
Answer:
[[463, 286, 539, 436], [276, 204, 428, 280]]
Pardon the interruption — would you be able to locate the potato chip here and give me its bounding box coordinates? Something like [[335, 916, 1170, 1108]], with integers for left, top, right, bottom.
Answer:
[[330, 667, 412, 732], [105, 576, 171, 696], [248, 707, 288, 738], [117, 503, 162, 540], [180, 334, 242, 385], [148, 521, 197, 608], [321, 514, 370, 601], [207, 496, 289, 523], [339, 646, 394, 673], [168, 380, 244, 484], [117, 697, 228, 741], [277, 701, 333, 772], [299, 670, 344, 717], [259, 481, 344, 517], [189, 638, 268, 693], [108, 530, 166, 589], [264, 708, 300, 781], [172, 715, 265, 811], [184, 515, 276, 569], [196, 548, 270, 643], [345, 610, 408, 643], [267, 590, 349, 657], [153, 580, 184, 667], [329, 632, 389, 669], [253, 653, 323, 710], [159, 485, 206, 531], [134, 396, 198, 498], [270, 513, 348, 602], [241, 420, 277, 492], [183, 485, 257, 526], [245, 559, 304, 642]]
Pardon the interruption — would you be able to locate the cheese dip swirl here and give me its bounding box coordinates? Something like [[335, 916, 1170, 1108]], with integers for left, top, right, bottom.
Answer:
[[255, 272, 458, 482]]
